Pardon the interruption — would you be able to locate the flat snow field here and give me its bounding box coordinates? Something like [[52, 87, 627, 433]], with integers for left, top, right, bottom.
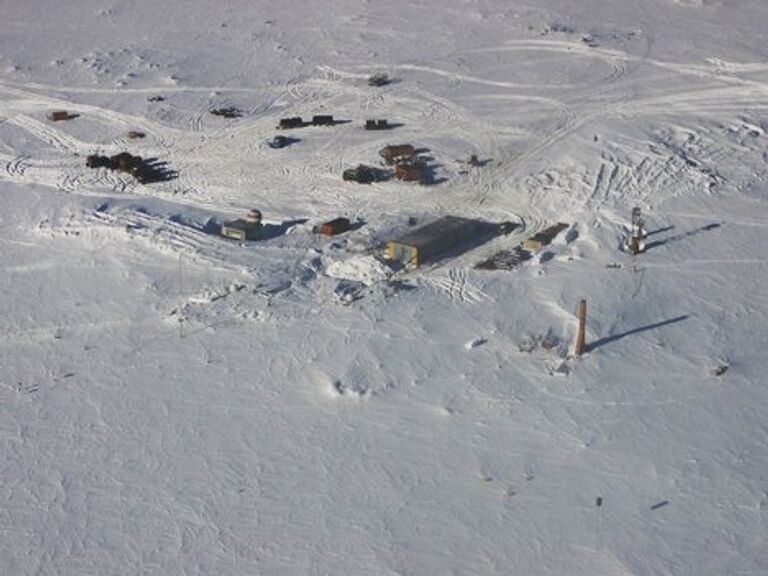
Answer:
[[2, 1, 768, 574]]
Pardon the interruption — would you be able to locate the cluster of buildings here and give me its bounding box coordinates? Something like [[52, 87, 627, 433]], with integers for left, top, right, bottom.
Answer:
[[60, 74, 567, 274], [220, 85, 570, 270]]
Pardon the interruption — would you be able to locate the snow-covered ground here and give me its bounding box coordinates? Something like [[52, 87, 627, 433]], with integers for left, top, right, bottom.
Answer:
[[2, 1, 768, 574]]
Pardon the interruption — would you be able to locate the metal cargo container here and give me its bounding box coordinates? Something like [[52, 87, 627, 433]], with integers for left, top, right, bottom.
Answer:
[[48, 111, 79, 122], [315, 217, 352, 236], [312, 115, 334, 126], [523, 222, 569, 251], [278, 117, 304, 129]]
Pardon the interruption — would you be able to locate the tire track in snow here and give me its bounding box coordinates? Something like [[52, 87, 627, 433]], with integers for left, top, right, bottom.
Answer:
[[0, 152, 82, 191], [455, 38, 768, 218], [190, 110, 205, 133], [464, 102, 579, 238], [6, 115, 86, 153], [58, 173, 80, 193], [616, 85, 768, 117], [4, 154, 29, 178], [422, 268, 491, 304], [396, 62, 577, 90], [469, 79, 768, 226], [470, 38, 768, 93], [0, 81, 177, 137]]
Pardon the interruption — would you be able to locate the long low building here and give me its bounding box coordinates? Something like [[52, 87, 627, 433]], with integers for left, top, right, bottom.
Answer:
[[523, 222, 569, 251], [221, 209, 263, 241], [385, 216, 489, 267]]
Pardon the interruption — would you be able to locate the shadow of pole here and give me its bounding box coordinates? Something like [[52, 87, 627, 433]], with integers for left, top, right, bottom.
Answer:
[[586, 315, 690, 352], [646, 225, 675, 237], [645, 223, 720, 251]]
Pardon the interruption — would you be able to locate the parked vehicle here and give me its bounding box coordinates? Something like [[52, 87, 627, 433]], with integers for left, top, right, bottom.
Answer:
[[267, 135, 290, 149], [343, 164, 388, 184], [368, 73, 390, 87]]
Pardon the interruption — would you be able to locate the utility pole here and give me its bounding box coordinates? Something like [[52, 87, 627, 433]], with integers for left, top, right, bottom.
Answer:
[[178, 253, 185, 339], [595, 496, 603, 549], [629, 207, 645, 255], [574, 299, 587, 357]]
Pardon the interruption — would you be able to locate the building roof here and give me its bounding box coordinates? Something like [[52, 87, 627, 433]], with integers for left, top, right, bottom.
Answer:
[[222, 219, 262, 231], [529, 222, 568, 243], [390, 216, 484, 248]]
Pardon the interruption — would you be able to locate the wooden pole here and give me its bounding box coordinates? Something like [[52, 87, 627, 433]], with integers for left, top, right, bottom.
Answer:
[[575, 299, 587, 357]]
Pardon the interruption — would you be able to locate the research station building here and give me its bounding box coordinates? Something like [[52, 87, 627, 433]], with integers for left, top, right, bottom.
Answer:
[[385, 216, 486, 267]]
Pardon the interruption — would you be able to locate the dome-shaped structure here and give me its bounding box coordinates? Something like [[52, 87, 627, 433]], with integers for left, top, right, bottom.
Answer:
[[245, 209, 262, 224]]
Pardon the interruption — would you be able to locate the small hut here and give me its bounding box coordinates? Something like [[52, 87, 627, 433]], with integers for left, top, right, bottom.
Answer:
[[379, 144, 415, 165], [48, 111, 79, 122], [524, 223, 569, 251], [221, 209, 263, 241], [312, 115, 334, 126], [365, 119, 390, 130], [110, 152, 142, 174], [278, 117, 304, 129], [395, 163, 423, 182], [314, 217, 352, 236], [86, 154, 110, 169]]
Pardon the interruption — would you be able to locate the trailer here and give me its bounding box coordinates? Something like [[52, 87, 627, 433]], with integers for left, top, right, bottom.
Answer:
[[278, 117, 304, 129], [312, 115, 334, 126], [365, 119, 390, 130]]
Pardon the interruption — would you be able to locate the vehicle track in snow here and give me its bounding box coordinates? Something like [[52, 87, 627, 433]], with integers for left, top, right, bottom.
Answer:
[[581, 116, 768, 213], [0, 80, 182, 146], [4, 154, 29, 178], [463, 64, 768, 233], [189, 109, 205, 133], [422, 268, 491, 304], [6, 114, 85, 154], [0, 152, 92, 193], [310, 66, 554, 246], [4, 43, 764, 280]]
